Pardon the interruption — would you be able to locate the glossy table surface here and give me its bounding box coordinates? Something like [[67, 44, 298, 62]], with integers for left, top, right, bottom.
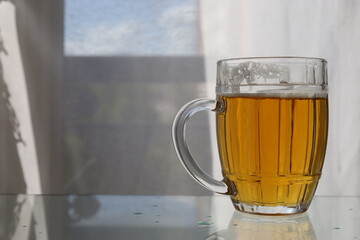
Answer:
[[1, 195, 359, 239]]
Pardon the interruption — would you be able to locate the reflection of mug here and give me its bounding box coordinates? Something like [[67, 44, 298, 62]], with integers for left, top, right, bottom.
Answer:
[[204, 213, 317, 240], [173, 57, 328, 215]]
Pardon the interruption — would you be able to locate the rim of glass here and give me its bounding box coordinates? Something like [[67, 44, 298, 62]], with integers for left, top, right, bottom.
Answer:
[[217, 56, 327, 65]]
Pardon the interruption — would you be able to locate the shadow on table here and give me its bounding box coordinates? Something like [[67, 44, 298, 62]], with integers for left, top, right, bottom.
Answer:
[[204, 212, 317, 240], [0, 195, 26, 240], [2, 195, 216, 239], [0, 195, 101, 240]]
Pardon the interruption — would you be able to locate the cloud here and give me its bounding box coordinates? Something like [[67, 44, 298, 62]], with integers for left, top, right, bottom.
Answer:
[[158, 2, 199, 55], [64, 1, 199, 56], [65, 21, 141, 55], [159, 2, 197, 26]]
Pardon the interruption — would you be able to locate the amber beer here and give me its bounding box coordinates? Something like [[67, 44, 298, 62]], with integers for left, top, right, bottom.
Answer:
[[216, 95, 328, 209]]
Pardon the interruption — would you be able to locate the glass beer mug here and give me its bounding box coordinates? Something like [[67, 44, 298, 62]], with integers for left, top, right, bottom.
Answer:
[[172, 57, 328, 215]]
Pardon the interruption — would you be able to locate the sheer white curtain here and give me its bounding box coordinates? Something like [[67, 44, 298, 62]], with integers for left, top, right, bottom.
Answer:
[[0, 1, 41, 194], [201, 0, 360, 195]]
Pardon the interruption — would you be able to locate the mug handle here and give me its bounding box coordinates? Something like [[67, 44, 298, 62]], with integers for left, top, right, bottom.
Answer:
[[172, 98, 231, 195]]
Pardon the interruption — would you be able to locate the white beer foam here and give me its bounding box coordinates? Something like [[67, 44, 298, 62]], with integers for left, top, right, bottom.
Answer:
[[217, 60, 327, 98], [216, 85, 328, 98], [218, 92, 327, 98]]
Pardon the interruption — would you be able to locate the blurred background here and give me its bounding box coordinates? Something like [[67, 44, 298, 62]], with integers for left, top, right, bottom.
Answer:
[[0, 0, 359, 196]]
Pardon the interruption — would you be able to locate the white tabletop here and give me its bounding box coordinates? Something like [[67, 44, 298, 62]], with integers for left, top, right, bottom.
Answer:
[[1, 195, 359, 239]]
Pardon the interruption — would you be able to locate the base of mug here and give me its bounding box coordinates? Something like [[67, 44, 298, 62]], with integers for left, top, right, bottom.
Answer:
[[232, 200, 309, 216]]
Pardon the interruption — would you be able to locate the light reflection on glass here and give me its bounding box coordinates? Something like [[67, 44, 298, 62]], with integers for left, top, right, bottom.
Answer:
[[205, 213, 317, 240]]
